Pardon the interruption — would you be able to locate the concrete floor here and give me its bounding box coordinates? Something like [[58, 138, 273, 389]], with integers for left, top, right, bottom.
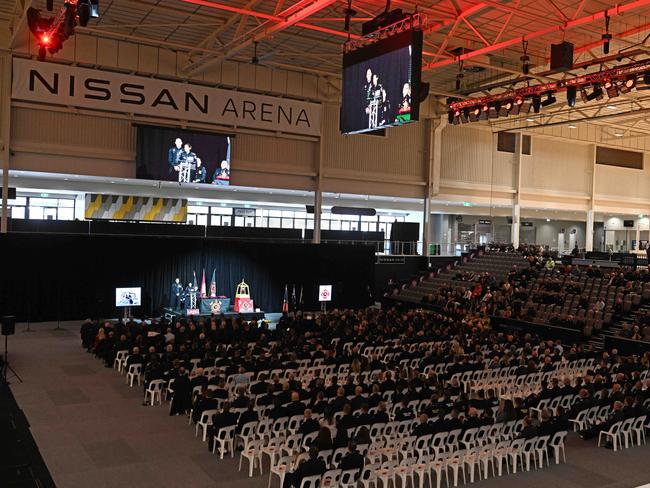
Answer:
[[6, 321, 650, 488]]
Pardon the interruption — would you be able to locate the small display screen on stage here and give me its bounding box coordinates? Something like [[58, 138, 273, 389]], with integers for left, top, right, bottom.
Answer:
[[116, 287, 142, 307], [340, 29, 423, 135], [136, 125, 232, 186]]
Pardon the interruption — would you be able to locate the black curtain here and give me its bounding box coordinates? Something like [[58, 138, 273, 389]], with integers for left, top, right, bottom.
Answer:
[[0, 234, 374, 322]]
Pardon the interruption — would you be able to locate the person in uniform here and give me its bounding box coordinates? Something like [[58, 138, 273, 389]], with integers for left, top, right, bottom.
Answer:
[[363, 68, 373, 118], [168, 138, 183, 178], [399, 83, 412, 116], [170, 278, 183, 310], [185, 282, 195, 309], [213, 160, 230, 185], [178, 143, 201, 183]]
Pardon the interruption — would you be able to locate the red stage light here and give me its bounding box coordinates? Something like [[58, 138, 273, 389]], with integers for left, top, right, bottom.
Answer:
[[40, 34, 51, 45]]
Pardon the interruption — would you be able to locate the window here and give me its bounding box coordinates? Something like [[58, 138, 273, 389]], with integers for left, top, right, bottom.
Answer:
[[596, 146, 643, 169], [522, 134, 532, 155], [497, 132, 516, 153]]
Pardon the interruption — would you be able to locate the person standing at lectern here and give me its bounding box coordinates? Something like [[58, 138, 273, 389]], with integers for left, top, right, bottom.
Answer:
[[171, 278, 183, 310], [168, 138, 183, 176]]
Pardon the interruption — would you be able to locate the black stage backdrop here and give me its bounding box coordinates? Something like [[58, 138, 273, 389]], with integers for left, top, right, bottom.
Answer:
[[0, 234, 375, 322]]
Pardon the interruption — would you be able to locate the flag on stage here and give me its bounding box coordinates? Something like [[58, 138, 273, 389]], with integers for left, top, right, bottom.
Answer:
[[282, 284, 289, 313], [192, 270, 198, 291], [209, 269, 217, 298], [290, 284, 297, 311], [200, 269, 207, 298]]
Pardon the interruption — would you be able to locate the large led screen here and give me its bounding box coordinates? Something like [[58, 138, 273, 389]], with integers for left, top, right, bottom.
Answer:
[[341, 29, 423, 135], [136, 125, 231, 186]]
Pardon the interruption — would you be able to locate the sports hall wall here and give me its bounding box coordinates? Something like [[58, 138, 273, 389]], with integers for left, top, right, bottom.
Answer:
[[0, 234, 375, 322], [5, 32, 650, 216]]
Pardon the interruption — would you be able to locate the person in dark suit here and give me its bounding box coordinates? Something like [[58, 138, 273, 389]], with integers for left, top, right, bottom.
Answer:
[[207, 402, 238, 452], [236, 401, 259, 434], [412, 413, 432, 437], [581, 401, 626, 441], [192, 390, 220, 423], [251, 373, 270, 395], [286, 392, 307, 417], [284, 445, 326, 488], [372, 401, 390, 424], [517, 416, 538, 439], [337, 440, 365, 478], [169, 369, 191, 416], [298, 409, 320, 437]]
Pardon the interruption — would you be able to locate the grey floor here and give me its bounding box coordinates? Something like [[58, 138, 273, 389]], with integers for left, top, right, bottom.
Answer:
[[6, 322, 650, 488]]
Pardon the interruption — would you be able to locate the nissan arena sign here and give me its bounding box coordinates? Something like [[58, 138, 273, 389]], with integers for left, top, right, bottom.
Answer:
[[11, 58, 321, 137]]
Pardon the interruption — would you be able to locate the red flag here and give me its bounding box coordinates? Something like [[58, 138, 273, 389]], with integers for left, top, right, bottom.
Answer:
[[282, 284, 289, 313], [200, 269, 207, 298]]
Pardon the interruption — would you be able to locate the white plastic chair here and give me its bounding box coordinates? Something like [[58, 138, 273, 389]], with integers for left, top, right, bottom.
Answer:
[[534, 435, 550, 468], [619, 417, 635, 449], [239, 438, 263, 477], [520, 438, 537, 471], [549, 431, 567, 464], [196, 409, 218, 442], [268, 455, 292, 488], [320, 469, 342, 488], [506, 438, 524, 474], [340, 468, 360, 488], [446, 449, 466, 487], [359, 463, 379, 488], [631, 415, 647, 446], [299, 474, 321, 488], [598, 420, 622, 451], [144, 379, 165, 406], [113, 350, 128, 371], [213, 424, 236, 459], [126, 363, 142, 387]]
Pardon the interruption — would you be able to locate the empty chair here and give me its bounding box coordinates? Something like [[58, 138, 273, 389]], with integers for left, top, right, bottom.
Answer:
[[143, 379, 165, 406], [195, 409, 218, 442], [268, 455, 292, 488], [126, 363, 142, 387], [320, 469, 342, 488], [299, 474, 322, 488], [239, 438, 263, 477], [549, 431, 568, 464], [598, 420, 623, 451], [213, 425, 236, 459], [631, 415, 647, 446]]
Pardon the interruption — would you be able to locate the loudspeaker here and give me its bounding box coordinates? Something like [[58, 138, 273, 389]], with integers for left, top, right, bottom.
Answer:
[[2, 316, 15, 336], [550, 41, 574, 72]]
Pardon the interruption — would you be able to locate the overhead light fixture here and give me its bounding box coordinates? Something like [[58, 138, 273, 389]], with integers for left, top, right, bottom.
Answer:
[[532, 95, 541, 113], [546, 218, 551, 222], [526, 117, 535, 122], [586, 84, 604, 101], [580, 87, 589, 103], [615, 132, 624, 137], [606, 104, 616, 110], [566, 86, 577, 107], [621, 75, 636, 93], [568, 124, 577, 129], [604, 79, 619, 98], [541, 92, 556, 107]]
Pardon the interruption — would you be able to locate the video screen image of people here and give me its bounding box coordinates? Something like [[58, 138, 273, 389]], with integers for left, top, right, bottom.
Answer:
[[342, 44, 413, 133], [136, 126, 231, 186]]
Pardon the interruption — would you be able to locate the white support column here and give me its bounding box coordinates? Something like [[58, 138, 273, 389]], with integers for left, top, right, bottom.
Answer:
[[586, 209, 595, 252], [423, 196, 431, 256], [312, 119, 324, 244], [312, 189, 322, 244], [1, 54, 11, 234], [511, 132, 523, 248], [586, 144, 597, 251]]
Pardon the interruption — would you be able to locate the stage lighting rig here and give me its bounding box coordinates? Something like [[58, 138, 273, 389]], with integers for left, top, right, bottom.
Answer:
[[28, 1, 100, 61], [602, 12, 612, 55]]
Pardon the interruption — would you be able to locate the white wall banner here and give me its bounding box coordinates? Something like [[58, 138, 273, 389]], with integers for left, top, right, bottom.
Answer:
[[11, 58, 321, 137]]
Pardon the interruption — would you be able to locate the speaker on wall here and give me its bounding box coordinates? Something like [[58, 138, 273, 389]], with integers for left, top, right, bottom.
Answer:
[[2, 316, 16, 336]]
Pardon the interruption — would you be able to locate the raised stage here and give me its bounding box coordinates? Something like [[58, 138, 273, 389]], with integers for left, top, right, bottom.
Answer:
[[161, 307, 266, 321]]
